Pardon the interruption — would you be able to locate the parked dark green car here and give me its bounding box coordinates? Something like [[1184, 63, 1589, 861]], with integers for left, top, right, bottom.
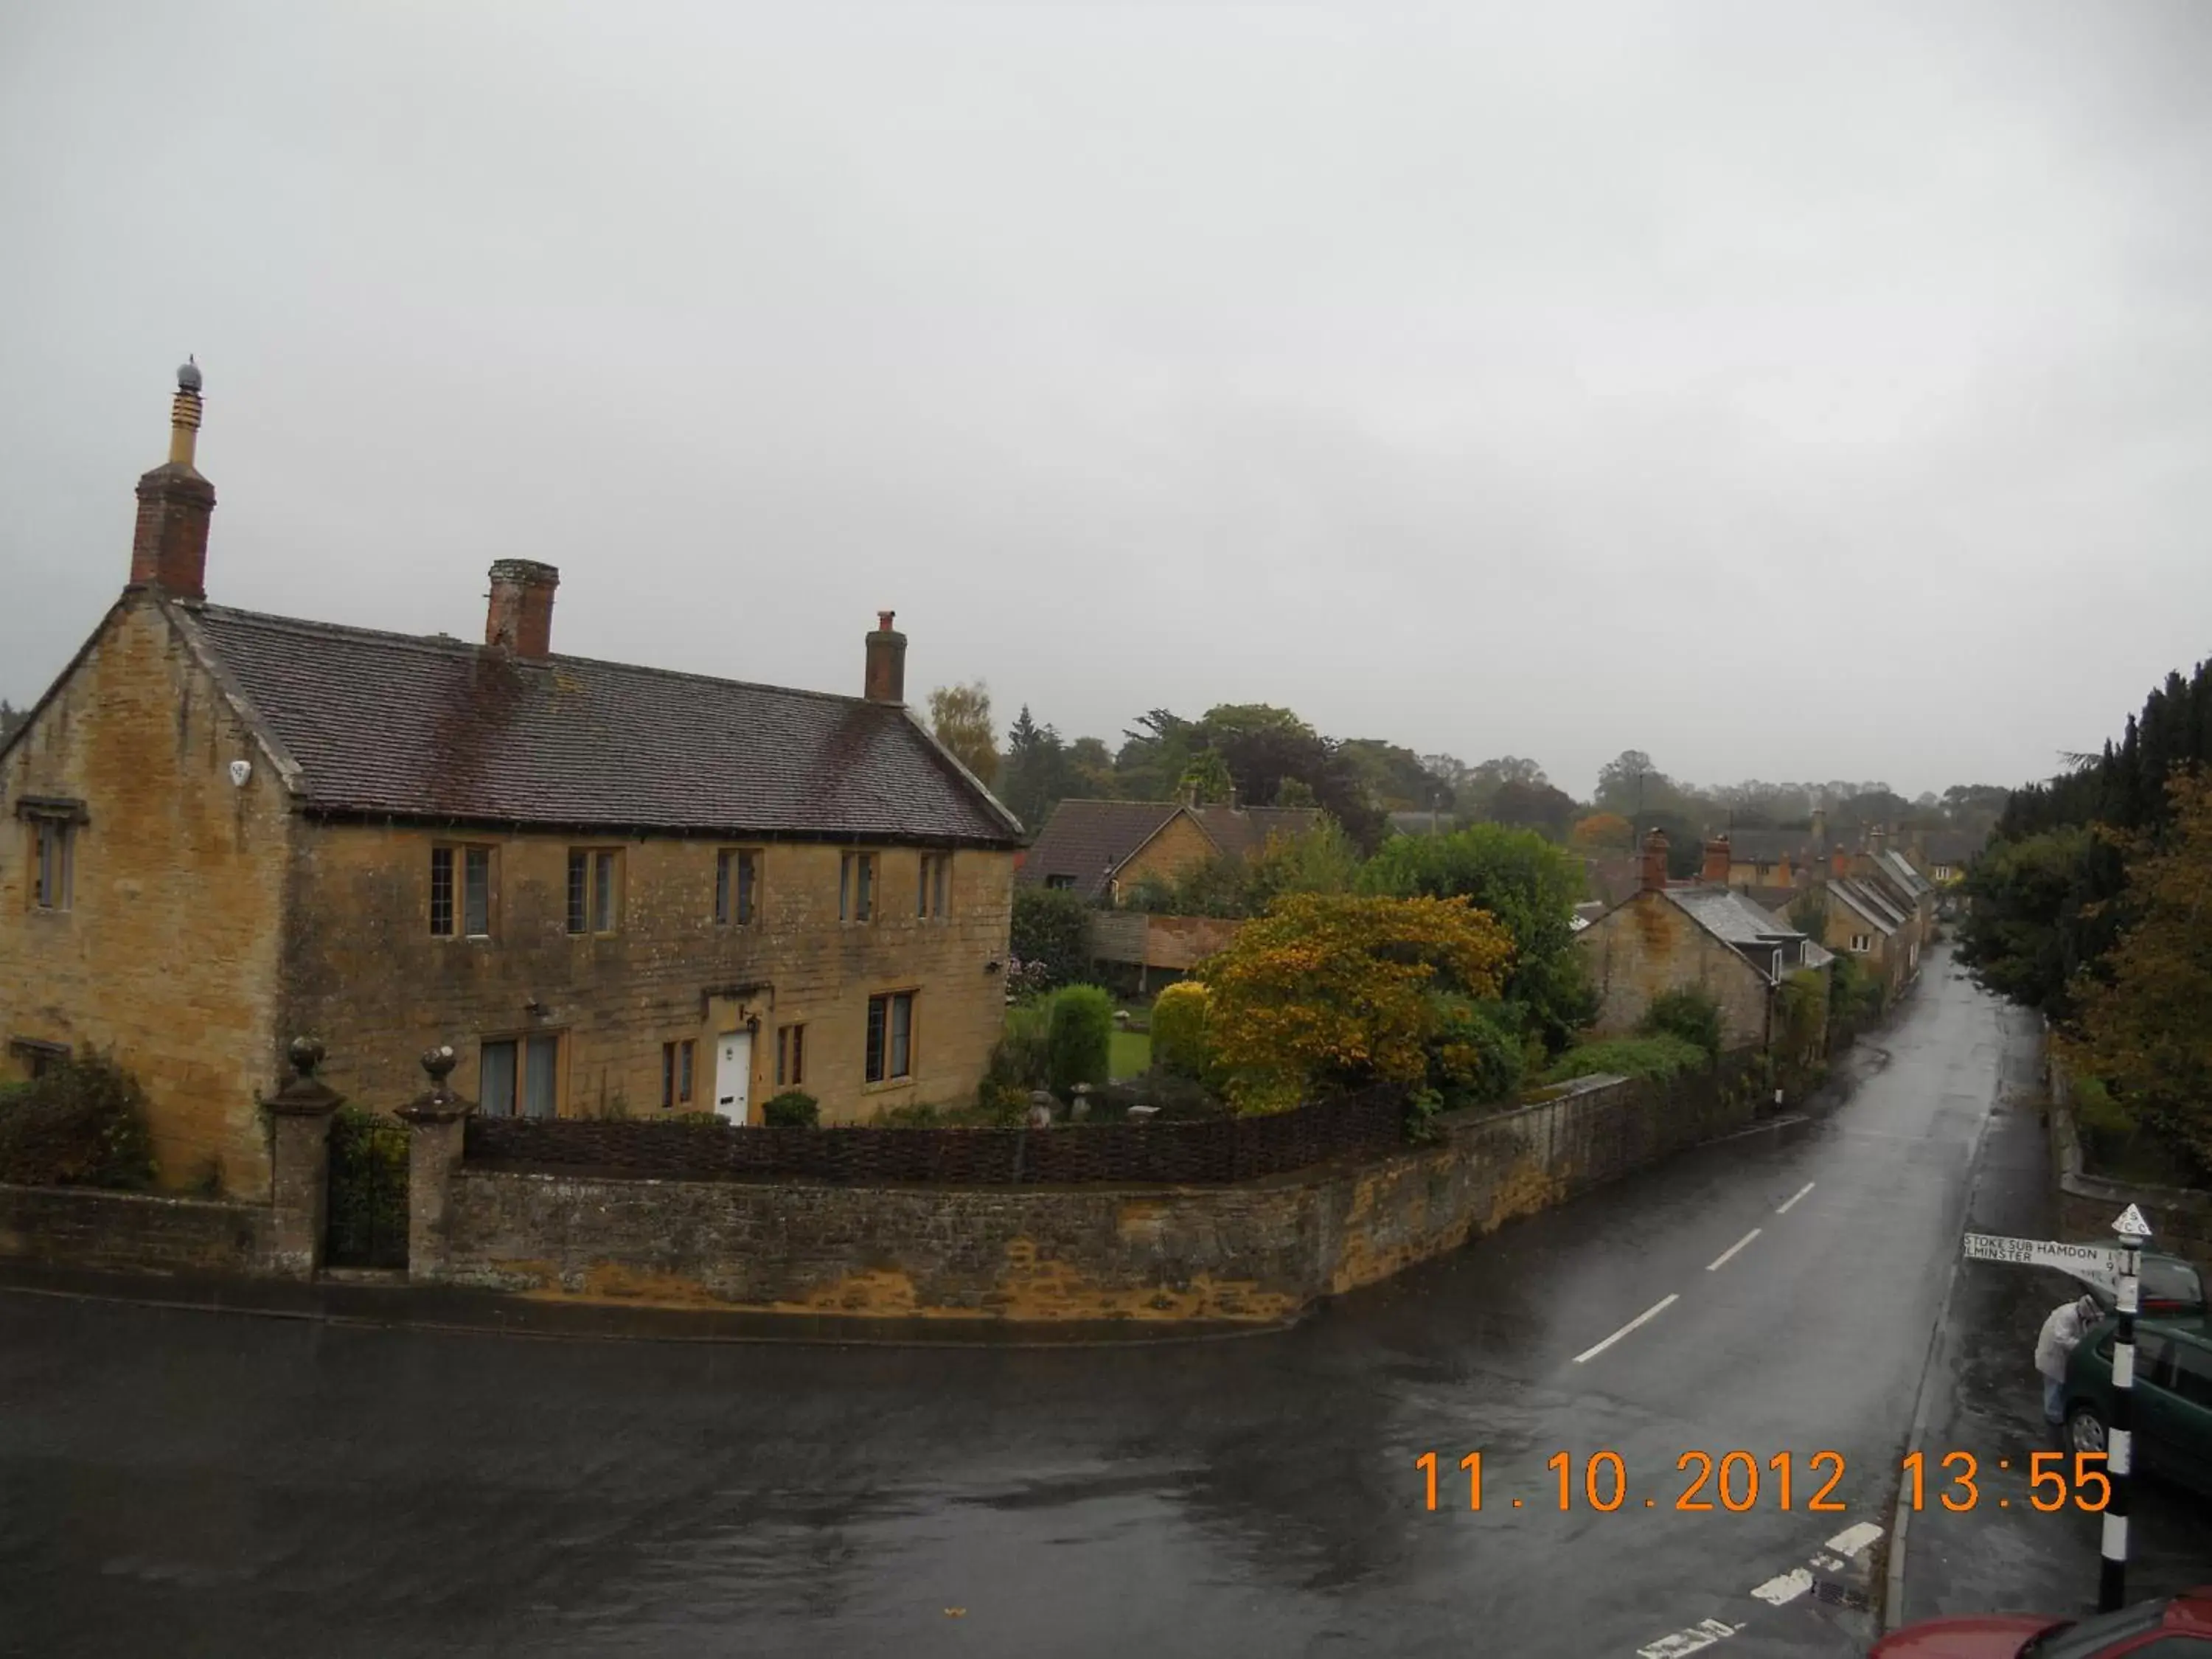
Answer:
[[2062, 1311, 2212, 1498]]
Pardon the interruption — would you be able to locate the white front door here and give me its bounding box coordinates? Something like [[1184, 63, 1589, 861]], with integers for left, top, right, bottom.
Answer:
[[714, 1031, 754, 1123]]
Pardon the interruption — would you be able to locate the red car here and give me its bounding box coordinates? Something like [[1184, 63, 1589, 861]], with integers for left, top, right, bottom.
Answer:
[[1871, 1588, 2212, 1658]]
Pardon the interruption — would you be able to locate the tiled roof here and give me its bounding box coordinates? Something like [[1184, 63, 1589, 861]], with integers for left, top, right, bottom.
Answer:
[[1724, 829, 1818, 865], [1190, 804, 1321, 859], [180, 605, 1021, 844], [1014, 800, 1323, 899], [1016, 800, 1181, 899]]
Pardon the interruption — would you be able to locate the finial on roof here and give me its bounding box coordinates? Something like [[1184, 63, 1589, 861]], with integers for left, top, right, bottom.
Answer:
[[176, 356, 202, 394]]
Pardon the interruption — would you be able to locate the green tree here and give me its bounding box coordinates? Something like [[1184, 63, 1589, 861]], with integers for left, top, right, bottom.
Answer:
[[1955, 827, 2104, 1016], [1011, 886, 1094, 986], [1360, 823, 1594, 1050], [1001, 705, 1071, 830], [0, 700, 27, 745], [1178, 749, 1235, 804], [927, 681, 998, 786], [2065, 770, 2212, 1178], [1638, 987, 1722, 1060]]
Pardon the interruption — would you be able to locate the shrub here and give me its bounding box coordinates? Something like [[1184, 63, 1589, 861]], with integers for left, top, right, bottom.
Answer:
[[0, 1048, 158, 1189], [985, 999, 1053, 1093], [1011, 887, 1095, 989], [1544, 1034, 1711, 1085], [1150, 981, 1214, 1080], [1638, 987, 1723, 1059], [1046, 984, 1115, 1094], [762, 1089, 819, 1127], [1426, 995, 1526, 1107]]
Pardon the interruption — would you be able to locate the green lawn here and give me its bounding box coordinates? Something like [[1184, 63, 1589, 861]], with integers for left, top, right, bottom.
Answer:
[[1109, 1029, 1152, 1081]]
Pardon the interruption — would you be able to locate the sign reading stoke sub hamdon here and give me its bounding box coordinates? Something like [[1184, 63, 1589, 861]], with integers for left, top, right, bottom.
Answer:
[[1961, 1233, 2125, 1276]]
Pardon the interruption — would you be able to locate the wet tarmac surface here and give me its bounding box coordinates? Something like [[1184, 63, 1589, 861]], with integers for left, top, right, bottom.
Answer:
[[7, 954, 2191, 1658]]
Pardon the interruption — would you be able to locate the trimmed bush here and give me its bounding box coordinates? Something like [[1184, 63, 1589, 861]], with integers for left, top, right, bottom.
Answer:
[[0, 1048, 158, 1189], [1150, 981, 1213, 1080], [1545, 1034, 1711, 1085], [1637, 987, 1723, 1059], [762, 1089, 819, 1127], [1046, 984, 1115, 1094]]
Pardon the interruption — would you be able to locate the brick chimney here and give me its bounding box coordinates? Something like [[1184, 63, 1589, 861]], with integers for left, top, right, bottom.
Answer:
[[864, 609, 907, 703], [1810, 807, 1827, 855], [1868, 824, 1887, 859], [1701, 836, 1731, 885], [128, 360, 216, 601], [1640, 827, 1670, 893], [1832, 849, 1850, 880], [484, 560, 560, 659]]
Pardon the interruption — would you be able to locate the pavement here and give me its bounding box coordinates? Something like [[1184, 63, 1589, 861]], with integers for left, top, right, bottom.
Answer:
[[1891, 964, 2212, 1627], [4, 950, 2195, 1658]]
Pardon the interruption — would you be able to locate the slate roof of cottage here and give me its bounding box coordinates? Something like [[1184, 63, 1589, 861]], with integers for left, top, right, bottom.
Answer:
[[1015, 799, 1321, 899], [1829, 877, 1904, 933], [175, 604, 1023, 845], [1874, 847, 1936, 898], [1662, 885, 1831, 981], [1663, 885, 1805, 949], [1916, 830, 1983, 868]]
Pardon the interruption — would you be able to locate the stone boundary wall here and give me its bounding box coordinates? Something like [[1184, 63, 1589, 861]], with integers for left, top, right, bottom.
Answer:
[[2047, 1068, 2211, 1273], [428, 1066, 1761, 1323], [0, 1182, 268, 1276]]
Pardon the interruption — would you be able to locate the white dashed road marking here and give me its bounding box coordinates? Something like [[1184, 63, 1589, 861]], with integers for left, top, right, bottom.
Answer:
[[1776, 1182, 1816, 1214], [1629, 1517, 1885, 1652], [1750, 1568, 1812, 1606], [1705, 1229, 1761, 1272], [1826, 1522, 1883, 1557], [1573, 1294, 1680, 1363], [1636, 1619, 1740, 1658]]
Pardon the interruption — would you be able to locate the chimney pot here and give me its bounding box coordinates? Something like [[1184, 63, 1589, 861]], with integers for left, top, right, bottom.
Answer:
[[128, 361, 215, 601], [864, 610, 908, 703], [485, 560, 560, 659], [1640, 827, 1671, 893]]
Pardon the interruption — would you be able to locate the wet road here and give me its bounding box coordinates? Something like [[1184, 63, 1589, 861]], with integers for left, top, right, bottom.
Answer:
[[1, 956, 2039, 1658]]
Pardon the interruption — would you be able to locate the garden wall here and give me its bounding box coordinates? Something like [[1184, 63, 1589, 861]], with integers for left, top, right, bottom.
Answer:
[[0, 1181, 268, 1276], [2048, 1080, 2212, 1273], [429, 1062, 1762, 1322]]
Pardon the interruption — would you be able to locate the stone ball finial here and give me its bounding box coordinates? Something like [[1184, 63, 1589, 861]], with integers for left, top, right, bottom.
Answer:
[[176, 357, 202, 394], [288, 1035, 325, 1078], [420, 1044, 458, 1084]]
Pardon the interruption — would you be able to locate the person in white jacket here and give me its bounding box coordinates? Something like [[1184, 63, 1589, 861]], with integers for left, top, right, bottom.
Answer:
[[2036, 1293, 2103, 1425]]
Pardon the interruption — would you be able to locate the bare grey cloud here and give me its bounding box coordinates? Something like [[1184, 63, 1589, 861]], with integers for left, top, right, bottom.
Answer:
[[4, 0, 2209, 799]]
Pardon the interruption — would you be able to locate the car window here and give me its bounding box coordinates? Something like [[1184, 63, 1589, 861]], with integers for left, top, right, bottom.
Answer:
[[2123, 1330, 2177, 1391], [2140, 1256, 2205, 1312], [2170, 1340, 2212, 1410]]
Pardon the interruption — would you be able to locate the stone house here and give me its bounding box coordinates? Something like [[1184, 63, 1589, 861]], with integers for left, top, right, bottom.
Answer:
[[1853, 835, 1935, 970], [1815, 876, 1912, 1001], [0, 368, 1023, 1196], [1577, 831, 1832, 1054], [1016, 798, 1320, 905], [1721, 827, 1819, 891]]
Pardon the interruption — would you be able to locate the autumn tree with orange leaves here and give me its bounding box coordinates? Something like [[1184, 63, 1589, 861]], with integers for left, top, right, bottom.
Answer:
[[1199, 893, 1514, 1113]]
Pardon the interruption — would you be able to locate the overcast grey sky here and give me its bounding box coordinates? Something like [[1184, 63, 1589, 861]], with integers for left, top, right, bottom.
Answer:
[[4, 1, 2209, 801]]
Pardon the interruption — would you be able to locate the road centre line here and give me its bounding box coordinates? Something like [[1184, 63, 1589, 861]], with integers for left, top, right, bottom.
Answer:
[[1705, 1229, 1761, 1272], [1775, 1182, 1816, 1214], [1573, 1293, 1679, 1363]]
